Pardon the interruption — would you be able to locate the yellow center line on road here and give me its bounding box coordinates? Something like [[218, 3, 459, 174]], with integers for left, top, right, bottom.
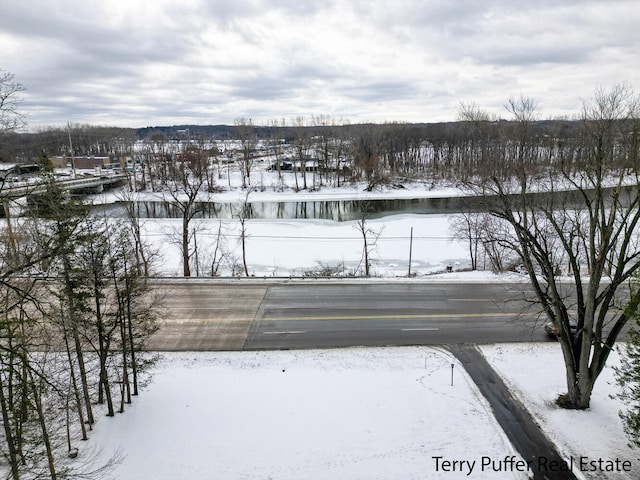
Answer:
[[448, 298, 496, 302], [161, 312, 530, 323], [258, 312, 523, 322]]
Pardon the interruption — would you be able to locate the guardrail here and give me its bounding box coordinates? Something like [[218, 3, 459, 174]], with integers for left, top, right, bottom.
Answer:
[[1, 174, 128, 198]]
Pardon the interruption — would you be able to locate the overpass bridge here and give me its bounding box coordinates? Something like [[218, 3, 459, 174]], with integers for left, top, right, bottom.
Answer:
[[1, 174, 128, 199]]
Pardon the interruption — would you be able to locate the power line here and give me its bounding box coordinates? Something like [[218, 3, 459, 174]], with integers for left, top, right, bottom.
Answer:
[[246, 235, 451, 240], [143, 232, 452, 240]]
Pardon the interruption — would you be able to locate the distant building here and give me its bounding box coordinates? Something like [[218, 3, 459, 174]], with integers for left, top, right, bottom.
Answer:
[[48, 156, 112, 170]]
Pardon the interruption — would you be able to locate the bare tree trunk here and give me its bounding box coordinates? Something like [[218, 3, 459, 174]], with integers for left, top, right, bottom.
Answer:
[[240, 217, 249, 277], [362, 228, 369, 276], [123, 200, 149, 277], [61, 257, 95, 426], [119, 308, 130, 412], [0, 372, 20, 480], [29, 370, 57, 480], [60, 300, 87, 440], [124, 266, 141, 396], [72, 328, 94, 426], [182, 216, 191, 277], [355, 204, 381, 277], [63, 320, 87, 441], [293, 161, 300, 191], [2, 199, 18, 260], [126, 293, 140, 397], [114, 264, 131, 411], [236, 190, 253, 277]]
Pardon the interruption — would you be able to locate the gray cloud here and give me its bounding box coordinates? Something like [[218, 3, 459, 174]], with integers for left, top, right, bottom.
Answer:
[[1, 0, 639, 128]]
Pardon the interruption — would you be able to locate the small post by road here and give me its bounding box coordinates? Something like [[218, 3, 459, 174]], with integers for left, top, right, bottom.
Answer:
[[451, 363, 454, 386]]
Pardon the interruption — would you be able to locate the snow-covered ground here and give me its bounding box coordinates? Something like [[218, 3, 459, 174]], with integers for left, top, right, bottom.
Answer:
[[482, 344, 640, 480], [91, 347, 526, 480], [88, 345, 639, 480], [141, 214, 475, 278]]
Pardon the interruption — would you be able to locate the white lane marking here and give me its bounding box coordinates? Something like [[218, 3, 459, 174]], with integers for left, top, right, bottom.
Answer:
[[262, 331, 306, 335], [401, 327, 440, 331]]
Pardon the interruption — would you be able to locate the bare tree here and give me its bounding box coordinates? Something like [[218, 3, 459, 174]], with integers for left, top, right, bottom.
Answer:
[[354, 202, 382, 277], [331, 123, 350, 187], [1, 183, 123, 479], [1, 71, 26, 248], [0, 70, 26, 137], [466, 86, 640, 409], [104, 222, 160, 403], [145, 133, 173, 190], [234, 118, 256, 189], [166, 145, 207, 277], [0, 254, 50, 480], [267, 118, 287, 190], [234, 189, 254, 277], [116, 189, 157, 277], [351, 124, 386, 191], [196, 220, 232, 276], [311, 115, 346, 188], [449, 211, 482, 271], [205, 142, 220, 193], [292, 116, 315, 190]]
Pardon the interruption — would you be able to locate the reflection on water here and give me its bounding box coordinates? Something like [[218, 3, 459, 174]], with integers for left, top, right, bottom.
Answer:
[[95, 197, 474, 221], [92, 185, 635, 221]]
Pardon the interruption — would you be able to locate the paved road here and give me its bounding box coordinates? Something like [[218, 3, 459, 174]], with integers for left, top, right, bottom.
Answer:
[[245, 283, 550, 349], [148, 281, 553, 350], [147, 283, 268, 350]]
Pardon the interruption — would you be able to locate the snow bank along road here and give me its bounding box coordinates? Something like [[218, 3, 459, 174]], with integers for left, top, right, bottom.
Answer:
[[148, 281, 573, 350]]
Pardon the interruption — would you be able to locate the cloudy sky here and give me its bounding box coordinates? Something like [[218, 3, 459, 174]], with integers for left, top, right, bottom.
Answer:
[[2, 0, 639, 129]]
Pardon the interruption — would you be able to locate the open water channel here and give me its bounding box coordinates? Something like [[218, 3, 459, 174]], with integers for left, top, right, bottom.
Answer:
[[93, 184, 633, 221], [95, 196, 480, 221]]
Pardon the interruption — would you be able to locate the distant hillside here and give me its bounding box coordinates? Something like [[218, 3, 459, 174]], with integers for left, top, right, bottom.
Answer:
[[134, 119, 580, 141], [2, 119, 585, 163]]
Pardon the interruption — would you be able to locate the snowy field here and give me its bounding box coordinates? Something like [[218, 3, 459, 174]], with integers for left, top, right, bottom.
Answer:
[[87, 346, 640, 480], [141, 214, 474, 278], [482, 344, 640, 480], [90, 348, 526, 480]]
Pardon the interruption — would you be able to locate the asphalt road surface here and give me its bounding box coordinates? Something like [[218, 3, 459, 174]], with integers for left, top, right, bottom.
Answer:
[[147, 283, 267, 350], [149, 281, 555, 350]]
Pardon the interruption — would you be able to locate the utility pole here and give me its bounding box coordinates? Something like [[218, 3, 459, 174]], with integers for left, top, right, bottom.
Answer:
[[68, 123, 76, 177], [408, 226, 413, 277]]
